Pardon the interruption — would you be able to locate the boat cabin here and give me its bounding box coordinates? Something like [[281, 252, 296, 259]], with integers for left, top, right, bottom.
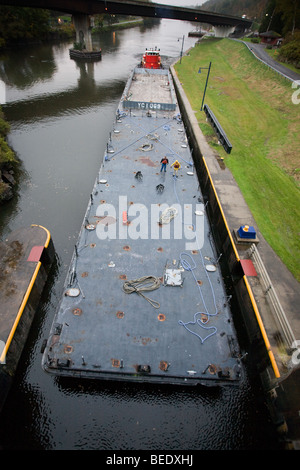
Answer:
[[141, 47, 161, 69]]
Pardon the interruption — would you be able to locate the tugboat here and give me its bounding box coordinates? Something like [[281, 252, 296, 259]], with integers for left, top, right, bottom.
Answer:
[[141, 47, 162, 69]]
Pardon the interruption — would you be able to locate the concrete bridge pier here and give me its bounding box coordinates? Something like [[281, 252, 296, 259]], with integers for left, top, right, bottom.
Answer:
[[213, 25, 235, 38], [72, 13, 93, 51]]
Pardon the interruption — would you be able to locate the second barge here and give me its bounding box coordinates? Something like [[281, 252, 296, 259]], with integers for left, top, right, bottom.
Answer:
[[42, 64, 243, 386], [0, 224, 54, 412]]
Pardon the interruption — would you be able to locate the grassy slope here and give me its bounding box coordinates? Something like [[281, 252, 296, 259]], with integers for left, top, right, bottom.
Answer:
[[174, 39, 300, 282]]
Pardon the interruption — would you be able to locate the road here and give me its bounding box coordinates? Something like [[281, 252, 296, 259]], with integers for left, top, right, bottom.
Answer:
[[238, 40, 300, 82]]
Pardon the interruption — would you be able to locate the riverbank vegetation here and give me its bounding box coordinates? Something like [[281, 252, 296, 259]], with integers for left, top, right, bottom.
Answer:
[[278, 30, 300, 69], [0, 107, 17, 203], [175, 38, 300, 281], [91, 15, 145, 33], [0, 7, 75, 49], [0, 6, 148, 50], [0, 7, 51, 48]]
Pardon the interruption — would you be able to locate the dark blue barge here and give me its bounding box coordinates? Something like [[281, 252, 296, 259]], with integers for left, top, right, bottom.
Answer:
[[42, 67, 243, 386]]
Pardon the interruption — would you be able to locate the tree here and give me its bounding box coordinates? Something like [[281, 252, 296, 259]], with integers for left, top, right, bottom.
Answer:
[[259, 0, 284, 33], [259, 0, 300, 35], [0, 6, 50, 47], [276, 0, 299, 35]]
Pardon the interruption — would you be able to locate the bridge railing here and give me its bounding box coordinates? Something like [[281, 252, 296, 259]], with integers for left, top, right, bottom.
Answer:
[[203, 104, 232, 154]]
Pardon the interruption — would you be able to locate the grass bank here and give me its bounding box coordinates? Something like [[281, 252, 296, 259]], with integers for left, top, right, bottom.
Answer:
[[92, 18, 144, 33], [174, 38, 300, 282]]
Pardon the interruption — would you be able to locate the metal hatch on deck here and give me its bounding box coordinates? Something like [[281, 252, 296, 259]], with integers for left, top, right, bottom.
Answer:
[[163, 259, 184, 287]]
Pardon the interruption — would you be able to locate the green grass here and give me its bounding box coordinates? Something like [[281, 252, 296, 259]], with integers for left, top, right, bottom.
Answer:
[[175, 39, 300, 282]]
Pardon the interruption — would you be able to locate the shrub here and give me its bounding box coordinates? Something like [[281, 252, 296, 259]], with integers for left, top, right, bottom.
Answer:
[[0, 136, 15, 165], [278, 30, 300, 68], [0, 110, 10, 137], [73, 41, 83, 50]]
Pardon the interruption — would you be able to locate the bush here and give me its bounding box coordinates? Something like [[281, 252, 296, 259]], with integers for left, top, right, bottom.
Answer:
[[0, 137, 15, 165], [0, 180, 11, 200], [0, 107, 17, 170], [73, 41, 84, 50], [0, 110, 10, 137], [278, 30, 300, 68]]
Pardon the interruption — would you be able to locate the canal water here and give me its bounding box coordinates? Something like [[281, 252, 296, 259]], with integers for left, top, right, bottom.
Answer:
[[0, 19, 278, 450]]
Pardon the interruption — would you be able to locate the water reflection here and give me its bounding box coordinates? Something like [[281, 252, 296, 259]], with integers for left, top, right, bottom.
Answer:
[[5, 73, 125, 124], [0, 44, 56, 89]]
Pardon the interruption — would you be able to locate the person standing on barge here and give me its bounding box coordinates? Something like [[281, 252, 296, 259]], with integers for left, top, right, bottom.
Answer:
[[160, 157, 169, 172]]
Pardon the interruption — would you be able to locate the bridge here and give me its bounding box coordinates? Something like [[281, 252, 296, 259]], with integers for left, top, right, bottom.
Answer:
[[1, 0, 253, 51]]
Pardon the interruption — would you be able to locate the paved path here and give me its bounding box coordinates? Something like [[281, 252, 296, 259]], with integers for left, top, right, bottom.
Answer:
[[237, 40, 300, 82]]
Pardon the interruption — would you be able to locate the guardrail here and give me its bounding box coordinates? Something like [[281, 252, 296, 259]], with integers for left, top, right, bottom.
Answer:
[[248, 243, 296, 350], [203, 104, 232, 154]]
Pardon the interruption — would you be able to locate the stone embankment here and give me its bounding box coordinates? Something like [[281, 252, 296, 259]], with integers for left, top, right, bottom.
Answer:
[[0, 167, 16, 202]]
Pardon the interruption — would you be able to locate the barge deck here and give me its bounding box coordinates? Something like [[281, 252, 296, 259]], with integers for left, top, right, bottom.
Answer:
[[42, 68, 242, 386]]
